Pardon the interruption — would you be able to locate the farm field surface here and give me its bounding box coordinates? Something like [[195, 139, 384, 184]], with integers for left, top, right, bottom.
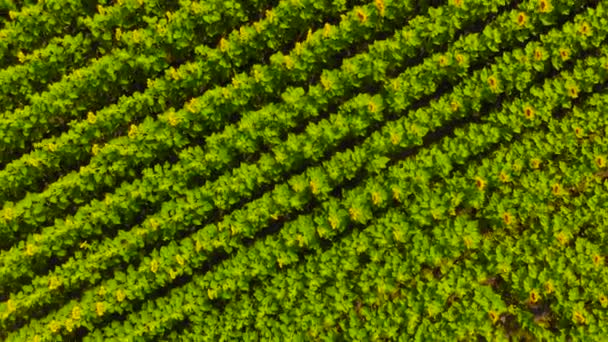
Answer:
[[0, 0, 607, 340]]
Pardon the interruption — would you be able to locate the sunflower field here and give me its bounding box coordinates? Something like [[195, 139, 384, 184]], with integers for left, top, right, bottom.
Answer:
[[0, 0, 607, 340]]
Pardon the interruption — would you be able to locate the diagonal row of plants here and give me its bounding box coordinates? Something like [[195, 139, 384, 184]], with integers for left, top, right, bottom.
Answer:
[[0, 6, 436, 296]]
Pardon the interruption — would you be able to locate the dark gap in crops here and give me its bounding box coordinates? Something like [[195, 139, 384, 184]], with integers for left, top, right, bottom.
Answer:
[[553, 78, 608, 121], [408, 252, 474, 332], [563, 81, 607, 118], [472, 264, 544, 335], [161, 320, 192, 340], [409, 254, 473, 327], [488, 225, 588, 336], [573, 147, 608, 243], [241, 0, 281, 23], [0, 0, 37, 21], [573, 206, 608, 246]]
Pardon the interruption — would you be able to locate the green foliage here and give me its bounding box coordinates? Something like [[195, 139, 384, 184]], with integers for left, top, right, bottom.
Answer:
[[0, 0, 608, 340]]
